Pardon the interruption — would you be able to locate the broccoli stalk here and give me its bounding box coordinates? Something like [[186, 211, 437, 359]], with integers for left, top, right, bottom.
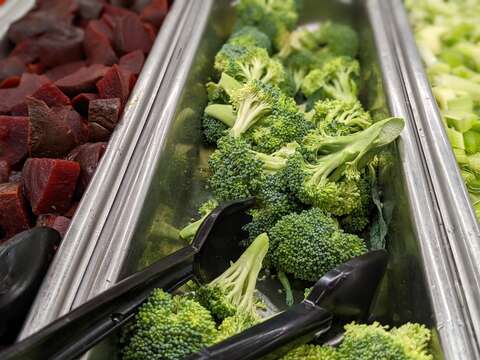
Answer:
[[204, 104, 236, 127], [179, 200, 219, 241], [197, 232, 269, 320]]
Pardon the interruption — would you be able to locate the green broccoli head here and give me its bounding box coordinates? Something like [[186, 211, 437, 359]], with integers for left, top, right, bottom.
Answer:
[[235, 0, 299, 49], [311, 99, 372, 136], [301, 56, 360, 101], [339, 174, 373, 233], [315, 21, 359, 58], [196, 233, 269, 320], [122, 289, 218, 360], [202, 114, 229, 145], [179, 199, 219, 241], [269, 208, 366, 281], [338, 322, 433, 360], [281, 50, 319, 94], [216, 313, 260, 342], [280, 344, 340, 360], [228, 26, 272, 53], [277, 27, 318, 59], [214, 44, 287, 88]]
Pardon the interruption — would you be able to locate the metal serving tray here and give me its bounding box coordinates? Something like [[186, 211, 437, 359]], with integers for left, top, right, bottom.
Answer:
[[16, 0, 194, 338], [384, 0, 480, 347], [18, 0, 480, 358]]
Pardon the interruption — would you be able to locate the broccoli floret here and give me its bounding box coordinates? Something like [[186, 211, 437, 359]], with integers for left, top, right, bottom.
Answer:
[[338, 322, 433, 360], [286, 117, 404, 215], [269, 208, 366, 281], [202, 114, 229, 145], [122, 289, 218, 360], [179, 199, 219, 241], [196, 232, 269, 320], [301, 56, 360, 101], [216, 313, 259, 342], [228, 26, 272, 53], [339, 174, 373, 233], [277, 27, 318, 59], [208, 136, 296, 201], [214, 44, 287, 88], [311, 99, 372, 136], [315, 21, 359, 58], [281, 50, 319, 95], [235, 0, 299, 49], [280, 344, 340, 360]]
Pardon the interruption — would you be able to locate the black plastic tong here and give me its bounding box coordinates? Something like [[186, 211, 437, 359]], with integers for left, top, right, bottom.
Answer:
[[187, 249, 387, 360], [0, 198, 255, 360]]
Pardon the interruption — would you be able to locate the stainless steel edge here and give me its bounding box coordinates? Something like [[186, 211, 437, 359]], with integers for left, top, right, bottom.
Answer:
[[19, 0, 193, 338], [71, 0, 213, 308], [367, 0, 479, 358], [386, 0, 480, 349]]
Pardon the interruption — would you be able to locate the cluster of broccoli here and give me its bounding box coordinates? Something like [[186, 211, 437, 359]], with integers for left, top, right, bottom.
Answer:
[[406, 0, 480, 218], [281, 322, 433, 360], [122, 233, 270, 360], [121, 1, 432, 359]]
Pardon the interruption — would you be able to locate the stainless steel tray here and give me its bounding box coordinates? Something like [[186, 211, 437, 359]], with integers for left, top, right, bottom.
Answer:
[[18, 0, 480, 358], [384, 0, 480, 347], [17, 0, 194, 338]]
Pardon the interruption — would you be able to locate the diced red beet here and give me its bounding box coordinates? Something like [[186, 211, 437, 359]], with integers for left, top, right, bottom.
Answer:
[[36, 214, 71, 237], [77, 0, 105, 20], [88, 122, 110, 142], [0, 183, 31, 241], [55, 64, 109, 96], [143, 22, 157, 44], [84, 20, 118, 66], [103, 4, 136, 18], [37, 25, 85, 67], [26, 63, 45, 75], [22, 158, 80, 215], [109, 0, 134, 7], [32, 83, 71, 108], [0, 73, 49, 115], [88, 98, 121, 131], [0, 161, 10, 183], [0, 116, 30, 166], [96, 65, 131, 106], [0, 76, 21, 89], [44, 61, 86, 82], [55, 106, 89, 145], [0, 57, 26, 81], [140, 0, 168, 27], [27, 98, 78, 157], [11, 39, 39, 64], [119, 50, 145, 75], [36, 0, 78, 19], [72, 93, 98, 117], [7, 13, 58, 44], [67, 142, 107, 196], [64, 202, 78, 218], [112, 12, 153, 54], [9, 171, 22, 184]]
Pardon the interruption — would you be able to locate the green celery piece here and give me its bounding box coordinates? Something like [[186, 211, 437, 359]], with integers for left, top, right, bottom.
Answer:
[[434, 74, 480, 101], [444, 111, 478, 133], [464, 130, 480, 155], [467, 153, 480, 173]]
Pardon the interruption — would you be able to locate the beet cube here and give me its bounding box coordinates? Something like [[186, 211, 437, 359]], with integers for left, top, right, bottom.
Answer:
[[0, 116, 30, 166], [11, 39, 39, 64], [64, 202, 78, 218], [97, 65, 132, 107], [0, 73, 49, 115], [0, 76, 21, 89], [9, 171, 23, 184], [0, 57, 26, 82], [32, 83, 71, 108], [55, 64, 109, 96], [0, 161, 10, 183], [27, 98, 78, 157], [37, 25, 85, 67], [36, 214, 71, 238], [26, 63, 46, 75], [45, 61, 86, 82], [55, 106, 89, 145], [84, 20, 118, 66], [112, 12, 153, 54], [88, 98, 121, 131], [67, 142, 107, 196], [22, 158, 80, 215], [140, 0, 168, 27], [72, 93, 98, 117], [119, 50, 145, 75], [88, 122, 110, 142], [0, 183, 31, 241], [7, 12, 57, 44], [77, 0, 105, 20]]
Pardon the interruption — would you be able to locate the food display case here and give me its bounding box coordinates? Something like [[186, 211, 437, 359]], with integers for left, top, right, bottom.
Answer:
[[12, 0, 479, 359]]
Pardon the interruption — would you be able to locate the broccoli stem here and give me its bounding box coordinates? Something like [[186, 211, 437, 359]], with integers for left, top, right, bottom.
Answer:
[[219, 72, 242, 98], [230, 97, 270, 138], [210, 233, 269, 315], [278, 271, 294, 306], [204, 104, 236, 127], [179, 215, 207, 241]]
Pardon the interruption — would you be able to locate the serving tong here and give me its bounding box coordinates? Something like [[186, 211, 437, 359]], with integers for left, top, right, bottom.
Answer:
[[0, 198, 387, 359]]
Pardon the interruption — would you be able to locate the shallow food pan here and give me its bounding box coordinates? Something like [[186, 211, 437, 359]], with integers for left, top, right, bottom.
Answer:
[[15, 0, 194, 338], [21, 0, 480, 358], [384, 0, 480, 346]]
